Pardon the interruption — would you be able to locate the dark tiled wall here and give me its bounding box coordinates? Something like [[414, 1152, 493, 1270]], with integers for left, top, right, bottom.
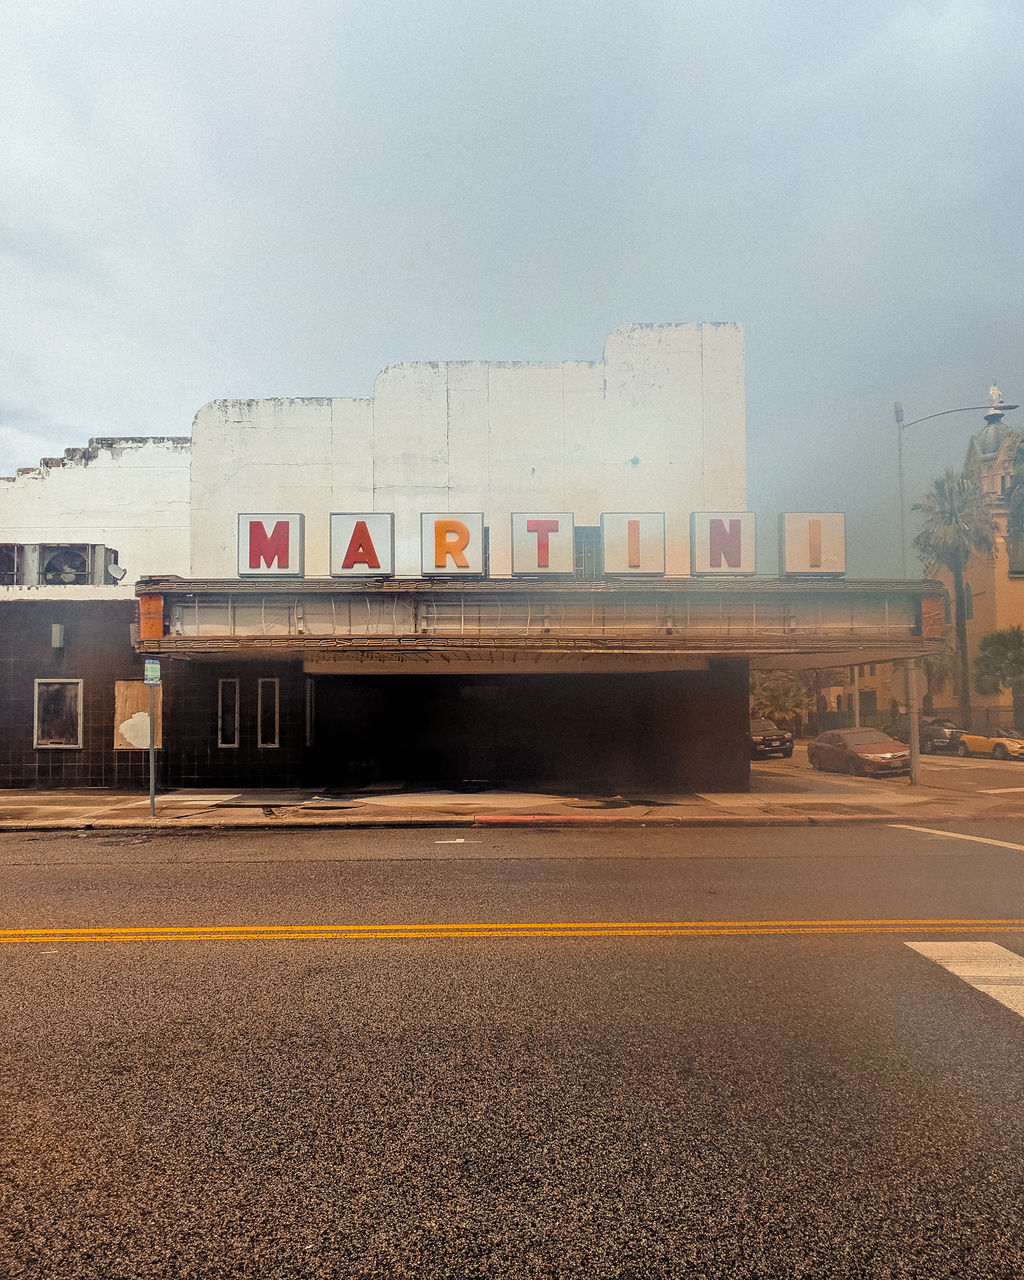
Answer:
[[0, 601, 151, 788], [161, 660, 305, 788]]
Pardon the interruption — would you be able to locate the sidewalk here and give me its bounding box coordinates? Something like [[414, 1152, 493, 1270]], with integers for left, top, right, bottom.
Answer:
[[2, 759, 1023, 829]]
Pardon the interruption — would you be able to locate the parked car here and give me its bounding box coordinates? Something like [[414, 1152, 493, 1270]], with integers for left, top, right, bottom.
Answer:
[[807, 728, 910, 777], [956, 728, 1024, 760], [750, 718, 793, 759], [885, 715, 964, 754]]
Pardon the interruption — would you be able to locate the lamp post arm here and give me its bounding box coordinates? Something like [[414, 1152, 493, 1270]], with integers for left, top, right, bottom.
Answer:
[[900, 404, 1018, 433]]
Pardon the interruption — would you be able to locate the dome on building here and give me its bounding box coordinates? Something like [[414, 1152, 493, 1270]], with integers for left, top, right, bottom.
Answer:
[[975, 411, 1008, 456]]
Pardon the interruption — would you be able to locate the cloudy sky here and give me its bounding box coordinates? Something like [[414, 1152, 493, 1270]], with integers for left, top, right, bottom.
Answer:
[[3, 0, 1022, 573]]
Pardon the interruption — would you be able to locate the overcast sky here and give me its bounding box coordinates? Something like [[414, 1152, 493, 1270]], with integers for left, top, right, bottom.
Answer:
[[3, 0, 1022, 573]]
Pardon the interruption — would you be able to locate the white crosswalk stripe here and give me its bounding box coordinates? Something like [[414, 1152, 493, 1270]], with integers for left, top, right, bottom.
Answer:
[[906, 941, 1024, 1018]]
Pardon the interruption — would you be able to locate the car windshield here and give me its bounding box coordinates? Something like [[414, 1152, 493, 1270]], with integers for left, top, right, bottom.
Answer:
[[751, 719, 778, 732], [839, 730, 894, 745]]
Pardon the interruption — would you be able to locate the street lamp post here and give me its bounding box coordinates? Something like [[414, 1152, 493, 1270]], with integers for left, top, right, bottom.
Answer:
[[894, 391, 1018, 786]]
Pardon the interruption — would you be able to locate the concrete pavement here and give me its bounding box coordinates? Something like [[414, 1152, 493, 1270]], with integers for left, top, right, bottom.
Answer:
[[4, 746, 1024, 829]]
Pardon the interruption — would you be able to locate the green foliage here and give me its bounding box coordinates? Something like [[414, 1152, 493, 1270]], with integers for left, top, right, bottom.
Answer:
[[974, 626, 1024, 728], [1005, 436, 1024, 543], [750, 672, 810, 726]]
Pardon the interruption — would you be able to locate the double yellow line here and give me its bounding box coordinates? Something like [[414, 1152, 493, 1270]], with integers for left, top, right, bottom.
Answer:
[[4, 919, 1024, 944]]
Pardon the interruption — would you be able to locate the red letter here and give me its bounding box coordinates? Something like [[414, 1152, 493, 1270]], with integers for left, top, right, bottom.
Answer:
[[341, 520, 381, 570], [249, 520, 289, 569], [627, 519, 641, 569], [526, 518, 559, 568], [709, 519, 742, 569]]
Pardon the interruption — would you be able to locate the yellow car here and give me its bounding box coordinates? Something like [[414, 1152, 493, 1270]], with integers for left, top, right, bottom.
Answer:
[[956, 728, 1024, 760]]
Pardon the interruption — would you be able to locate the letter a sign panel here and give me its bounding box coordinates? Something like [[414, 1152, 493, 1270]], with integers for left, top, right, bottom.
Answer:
[[238, 514, 305, 577], [330, 513, 395, 577]]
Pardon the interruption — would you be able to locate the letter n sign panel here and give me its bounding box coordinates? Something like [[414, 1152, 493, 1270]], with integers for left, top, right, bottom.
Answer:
[[780, 513, 846, 575], [238, 514, 304, 577], [690, 512, 756, 575], [421, 513, 486, 576], [330, 513, 394, 576]]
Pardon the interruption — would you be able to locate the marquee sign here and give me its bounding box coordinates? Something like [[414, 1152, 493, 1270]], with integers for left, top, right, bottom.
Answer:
[[237, 511, 845, 579]]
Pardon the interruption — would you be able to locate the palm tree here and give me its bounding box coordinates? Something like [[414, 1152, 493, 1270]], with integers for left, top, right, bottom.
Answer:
[[750, 672, 810, 736], [974, 626, 1024, 729], [920, 633, 960, 713], [913, 468, 995, 728]]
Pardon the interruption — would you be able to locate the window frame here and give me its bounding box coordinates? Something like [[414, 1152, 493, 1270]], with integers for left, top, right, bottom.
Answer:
[[217, 678, 240, 749], [33, 678, 84, 749], [257, 677, 280, 749]]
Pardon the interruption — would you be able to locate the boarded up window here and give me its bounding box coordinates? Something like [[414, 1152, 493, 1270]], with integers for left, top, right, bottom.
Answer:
[[114, 681, 163, 749], [35, 680, 82, 748]]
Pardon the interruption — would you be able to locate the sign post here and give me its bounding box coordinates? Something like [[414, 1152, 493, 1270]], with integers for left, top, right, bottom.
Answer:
[[143, 660, 161, 817]]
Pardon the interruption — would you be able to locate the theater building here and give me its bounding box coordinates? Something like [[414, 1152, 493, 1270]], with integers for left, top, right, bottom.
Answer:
[[0, 324, 945, 792]]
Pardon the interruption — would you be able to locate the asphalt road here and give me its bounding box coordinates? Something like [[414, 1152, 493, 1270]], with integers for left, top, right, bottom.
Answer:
[[5, 823, 1024, 1278]]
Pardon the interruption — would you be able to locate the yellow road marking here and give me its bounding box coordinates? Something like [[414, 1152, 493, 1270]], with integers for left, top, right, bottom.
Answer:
[[5, 919, 1024, 944]]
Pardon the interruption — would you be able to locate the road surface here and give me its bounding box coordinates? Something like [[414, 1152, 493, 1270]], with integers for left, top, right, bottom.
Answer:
[[3, 822, 1024, 1278]]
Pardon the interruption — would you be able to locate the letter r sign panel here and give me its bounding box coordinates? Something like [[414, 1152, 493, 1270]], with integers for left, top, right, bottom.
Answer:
[[511, 513, 574, 574], [780, 513, 846, 575], [330, 513, 394, 576], [421, 513, 486, 576], [690, 512, 756, 575], [238, 514, 304, 577]]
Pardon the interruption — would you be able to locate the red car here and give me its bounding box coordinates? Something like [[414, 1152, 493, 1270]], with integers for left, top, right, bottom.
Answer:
[[808, 728, 910, 777]]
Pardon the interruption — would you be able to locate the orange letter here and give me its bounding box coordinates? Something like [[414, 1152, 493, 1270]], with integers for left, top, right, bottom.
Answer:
[[249, 520, 289, 569], [434, 519, 470, 569], [808, 518, 822, 569], [341, 521, 381, 570], [526, 518, 559, 568], [709, 519, 742, 569]]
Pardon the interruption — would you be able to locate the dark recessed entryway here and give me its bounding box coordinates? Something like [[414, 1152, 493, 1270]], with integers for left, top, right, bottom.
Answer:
[[306, 664, 749, 793]]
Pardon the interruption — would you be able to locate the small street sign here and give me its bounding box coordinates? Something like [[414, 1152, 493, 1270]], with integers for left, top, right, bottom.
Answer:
[[144, 660, 161, 687]]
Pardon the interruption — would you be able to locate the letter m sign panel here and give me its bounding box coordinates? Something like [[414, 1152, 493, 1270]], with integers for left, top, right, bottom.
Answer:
[[238, 514, 305, 577]]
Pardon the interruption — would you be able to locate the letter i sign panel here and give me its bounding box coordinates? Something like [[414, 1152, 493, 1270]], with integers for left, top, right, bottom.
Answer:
[[780, 513, 846, 575]]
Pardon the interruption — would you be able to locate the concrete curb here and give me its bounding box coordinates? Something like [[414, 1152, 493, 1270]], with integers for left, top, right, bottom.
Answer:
[[2, 808, 1023, 833]]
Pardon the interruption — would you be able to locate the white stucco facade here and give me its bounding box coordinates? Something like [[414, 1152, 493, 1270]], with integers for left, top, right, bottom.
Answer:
[[188, 323, 747, 578], [0, 437, 191, 600]]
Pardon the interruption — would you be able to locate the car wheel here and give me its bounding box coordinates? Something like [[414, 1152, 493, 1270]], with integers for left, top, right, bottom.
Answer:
[[921, 738, 933, 754], [782, 748, 793, 758], [809, 753, 820, 771], [957, 741, 970, 757], [994, 744, 1009, 761]]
